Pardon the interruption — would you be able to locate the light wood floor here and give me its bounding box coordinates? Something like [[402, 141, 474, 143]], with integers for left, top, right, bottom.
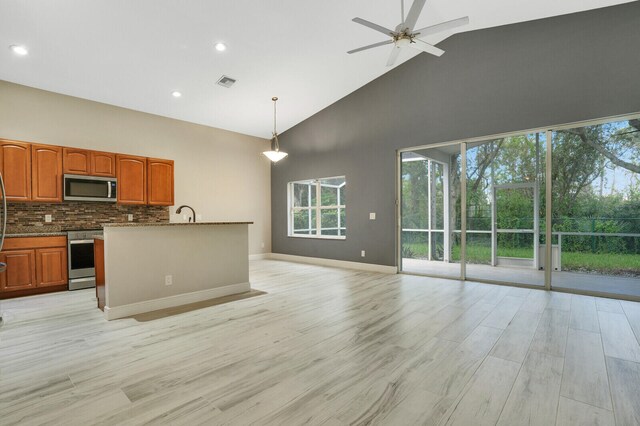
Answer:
[[1, 259, 640, 425]]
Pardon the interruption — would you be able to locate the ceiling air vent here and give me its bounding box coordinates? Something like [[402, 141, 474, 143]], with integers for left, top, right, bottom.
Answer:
[[216, 75, 237, 88]]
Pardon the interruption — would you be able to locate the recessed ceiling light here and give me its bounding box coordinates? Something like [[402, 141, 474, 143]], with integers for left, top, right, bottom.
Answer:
[[214, 42, 227, 52], [171, 91, 182, 98], [10, 45, 28, 56]]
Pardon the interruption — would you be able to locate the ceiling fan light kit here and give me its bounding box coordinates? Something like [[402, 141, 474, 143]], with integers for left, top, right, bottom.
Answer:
[[262, 96, 289, 163], [348, 0, 469, 66]]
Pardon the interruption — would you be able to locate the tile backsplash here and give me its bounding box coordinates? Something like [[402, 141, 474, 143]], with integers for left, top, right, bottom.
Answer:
[[6, 202, 169, 233]]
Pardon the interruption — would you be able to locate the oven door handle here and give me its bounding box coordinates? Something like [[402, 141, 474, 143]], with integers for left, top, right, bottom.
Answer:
[[69, 239, 95, 245]]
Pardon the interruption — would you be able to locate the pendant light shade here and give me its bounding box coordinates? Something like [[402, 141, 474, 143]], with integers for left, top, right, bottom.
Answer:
[[262, 97, 288, 163], [263, 149, 288, 162]]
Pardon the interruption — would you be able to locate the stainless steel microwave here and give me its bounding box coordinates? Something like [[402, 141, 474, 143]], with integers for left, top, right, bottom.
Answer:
[[64, 174, 117, 202]]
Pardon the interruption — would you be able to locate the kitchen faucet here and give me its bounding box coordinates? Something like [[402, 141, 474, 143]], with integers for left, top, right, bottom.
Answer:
[[176, 205, 196, 223]]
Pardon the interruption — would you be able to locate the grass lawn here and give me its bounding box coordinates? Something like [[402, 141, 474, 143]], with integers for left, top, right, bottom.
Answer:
[[403, 243, 640, 276]]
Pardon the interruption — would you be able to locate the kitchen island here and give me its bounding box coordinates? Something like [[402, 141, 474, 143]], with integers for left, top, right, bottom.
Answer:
[[96, 222, 252, 320]]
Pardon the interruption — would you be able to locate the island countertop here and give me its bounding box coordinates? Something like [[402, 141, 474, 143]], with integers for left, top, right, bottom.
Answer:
[[98, 221, 252, 320], [102, 221, 253, 228]]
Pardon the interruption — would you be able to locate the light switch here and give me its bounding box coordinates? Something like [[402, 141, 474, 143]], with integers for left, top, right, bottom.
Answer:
[[369, 212, 376, 220]]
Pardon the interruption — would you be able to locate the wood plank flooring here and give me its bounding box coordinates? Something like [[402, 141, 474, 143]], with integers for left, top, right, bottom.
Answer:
[[1, 259, 640, 425]]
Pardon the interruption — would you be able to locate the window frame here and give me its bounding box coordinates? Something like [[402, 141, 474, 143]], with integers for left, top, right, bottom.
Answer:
[[288, 176, 346, 240]]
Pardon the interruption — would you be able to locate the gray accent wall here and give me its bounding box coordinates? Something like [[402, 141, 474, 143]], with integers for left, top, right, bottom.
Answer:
[[272, 2, 640, 266]]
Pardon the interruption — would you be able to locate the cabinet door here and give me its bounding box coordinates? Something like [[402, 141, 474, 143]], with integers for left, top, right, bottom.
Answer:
[[0, 139, 32, 201], [116, 154, 147, 204], [90, 151, 116, 177], [63, 148, 90, 175], [147, 158, 174, 206], [31, 144, 63, 202], [36, 247, 68, 287], [0, 250, 37, 291]]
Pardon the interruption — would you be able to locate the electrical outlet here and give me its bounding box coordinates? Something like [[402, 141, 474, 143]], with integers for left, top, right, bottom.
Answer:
[[165, 275, 173, 286], [369, 212, 376, 220], [127, 214, 133, 222], [361, 250, 366, 257], [44, 214, 52, 223]]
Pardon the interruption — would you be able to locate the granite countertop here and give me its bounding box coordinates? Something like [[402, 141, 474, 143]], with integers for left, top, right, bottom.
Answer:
[[102, 222, 253, 228], [6, 232, 68, 238]]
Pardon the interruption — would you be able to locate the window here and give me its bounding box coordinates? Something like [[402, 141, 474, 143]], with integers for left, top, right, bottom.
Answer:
[[289, 176, 346, 239]]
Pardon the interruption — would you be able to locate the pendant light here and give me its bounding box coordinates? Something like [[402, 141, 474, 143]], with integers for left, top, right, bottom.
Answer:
[[262, 97, 288, 163]]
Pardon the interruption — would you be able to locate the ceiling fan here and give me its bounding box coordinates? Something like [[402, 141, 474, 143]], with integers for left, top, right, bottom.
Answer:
[[348, 0, 469, 66]]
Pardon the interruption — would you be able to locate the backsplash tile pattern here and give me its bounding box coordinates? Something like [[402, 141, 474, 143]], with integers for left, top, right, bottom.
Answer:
[[6, 202, 169, 233]]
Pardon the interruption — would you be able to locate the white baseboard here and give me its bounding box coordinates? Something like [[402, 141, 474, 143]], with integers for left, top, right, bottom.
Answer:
[[249, 253, 270, 260], [266, 253, 397, 274], [103, 282, 251, 320]]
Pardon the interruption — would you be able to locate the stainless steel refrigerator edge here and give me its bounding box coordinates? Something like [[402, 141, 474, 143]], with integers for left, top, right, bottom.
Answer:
[[0, 173, 7, 325]]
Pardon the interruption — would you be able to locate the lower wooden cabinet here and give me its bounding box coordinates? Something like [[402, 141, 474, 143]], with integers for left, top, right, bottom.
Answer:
[[0, 236, 68, 297], [36, 247, 68, 287], [0, 250, 37, 291]]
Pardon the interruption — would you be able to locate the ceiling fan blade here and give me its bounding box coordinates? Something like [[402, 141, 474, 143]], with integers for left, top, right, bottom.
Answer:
[[347, 40, 393, 54], [414, 17, 470, 38], [386, 46, 401, 67], [403, 0, 427, 31], [352, 17, 395, 37], [410, 39, 445, 57]]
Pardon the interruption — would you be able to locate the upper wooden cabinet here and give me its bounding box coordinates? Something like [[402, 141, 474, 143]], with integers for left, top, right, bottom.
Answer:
[[0, 139, 173, 205], [90, 151, 116, 177], [64, 149, 116, 178], [116, 154, 147, 205], [147, 158, 174, 206], [63, 148, 90, 175], [0, 139, 32, 201], [31, 144, 63, 203]]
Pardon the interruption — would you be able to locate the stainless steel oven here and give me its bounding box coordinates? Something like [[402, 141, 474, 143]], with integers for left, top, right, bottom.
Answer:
[[64, 174, 117, 202], [68, 229, 103, 290]]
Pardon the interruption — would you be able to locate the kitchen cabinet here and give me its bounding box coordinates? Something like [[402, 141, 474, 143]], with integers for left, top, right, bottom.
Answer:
[[147, 158, 174, 206], [0, 250, 37, 291], [36, 247, 68, 287], [0, 236, 68, 298], [63, 148, 90, 175], [31, 144, 63, 202], [63, 148, 117, 178], [0, 139, 32, 201], [116, 154, 147, 204], [0, 139, 174, 205], [90, 151, 116, 177], [94, 238, 105, 311]]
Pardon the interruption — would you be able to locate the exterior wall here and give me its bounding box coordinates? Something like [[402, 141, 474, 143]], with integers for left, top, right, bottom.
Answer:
[[271, 2, 640, 266]]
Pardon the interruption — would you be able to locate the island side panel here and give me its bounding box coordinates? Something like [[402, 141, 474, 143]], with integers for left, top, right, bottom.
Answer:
[[103, 224, 249, 310]]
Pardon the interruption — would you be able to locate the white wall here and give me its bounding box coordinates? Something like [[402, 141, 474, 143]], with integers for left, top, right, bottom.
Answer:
[[104, 224, 249, 309], [0, 80, 271, 254]]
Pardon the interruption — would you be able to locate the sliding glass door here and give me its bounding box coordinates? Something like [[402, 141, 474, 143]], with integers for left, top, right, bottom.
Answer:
[[551, 119, 640, 297], [399, 113, 639, 299], [400, 145, 462, 279], [465, 133, 546, 287]]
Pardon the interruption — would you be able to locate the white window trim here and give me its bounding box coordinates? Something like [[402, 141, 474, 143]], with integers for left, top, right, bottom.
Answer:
[[288, 176, 346, 240]]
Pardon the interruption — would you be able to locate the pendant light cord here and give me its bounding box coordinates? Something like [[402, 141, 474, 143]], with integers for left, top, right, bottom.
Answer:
[[272, 97, 280, 152]]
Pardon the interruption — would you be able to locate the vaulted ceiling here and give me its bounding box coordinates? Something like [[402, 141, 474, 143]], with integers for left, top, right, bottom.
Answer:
[[0, 0, 633, 138]]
